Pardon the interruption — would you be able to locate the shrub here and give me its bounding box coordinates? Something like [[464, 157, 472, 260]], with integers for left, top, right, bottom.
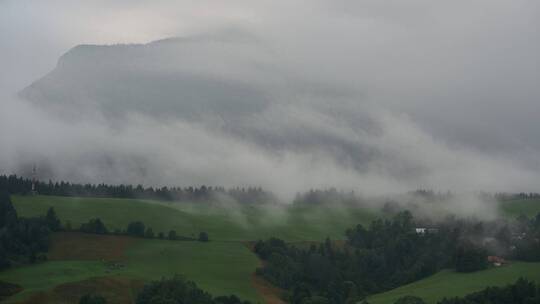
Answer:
[[80, 218, 108, 234], [127, 221, 146, 237], [145, 227, 155, 238], [198, 232, 209, 242], [79, 294, 107, 304]]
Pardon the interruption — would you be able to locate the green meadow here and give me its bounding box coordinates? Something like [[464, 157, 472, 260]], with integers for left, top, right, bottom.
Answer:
[[0, 237, 262, 303], [368, 262, 540, 304], [499, 199, 540, 218], [4, 195, 540, 303], [11, 195, 378, 241]]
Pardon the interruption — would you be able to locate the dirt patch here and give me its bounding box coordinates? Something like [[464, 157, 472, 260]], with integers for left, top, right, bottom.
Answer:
[[48, 232, 137, 261], [243, 242, 286, 304], [251, 274, 286, 304], [19, 276, 144, 304]]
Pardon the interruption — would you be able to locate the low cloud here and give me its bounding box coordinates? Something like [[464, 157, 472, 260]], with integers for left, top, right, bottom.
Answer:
[[1, 0, 539, 203]]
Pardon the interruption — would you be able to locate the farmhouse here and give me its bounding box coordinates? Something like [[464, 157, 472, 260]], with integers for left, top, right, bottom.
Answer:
[[487, 256, 507, 267], [415, 227, 439, 235]]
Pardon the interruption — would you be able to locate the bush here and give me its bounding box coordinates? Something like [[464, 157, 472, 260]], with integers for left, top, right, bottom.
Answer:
[[198, 232, 209, 242], [80, 218, 108, 234], [127, 221, 146, 237], [79, 294, 107, 304], [145, 227, 155, 238], [136, 276, 213, 304], [45, 207, 61, 231], [168, 230, 177, 240]]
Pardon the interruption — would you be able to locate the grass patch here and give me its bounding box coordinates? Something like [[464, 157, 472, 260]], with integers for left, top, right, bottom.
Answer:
[[122, 238, 262, 302], [368, 262, 540, 304], [6, 195, 379, 303], [0, 234, 262, 303], [499, 199, 540, 219], [6, 195, 540, 303], [12, 195, 378, 241], [0, 260, 110, 302], [14, 276, 142, 304]]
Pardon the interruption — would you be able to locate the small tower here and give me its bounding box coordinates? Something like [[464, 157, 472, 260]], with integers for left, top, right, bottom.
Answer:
[[31, 164, 38, 195]]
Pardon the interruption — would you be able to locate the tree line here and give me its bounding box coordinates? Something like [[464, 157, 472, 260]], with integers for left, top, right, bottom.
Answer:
[[494, 192, 540, 201], [76, 217, 209, 242], [0, 174, 276, 204]]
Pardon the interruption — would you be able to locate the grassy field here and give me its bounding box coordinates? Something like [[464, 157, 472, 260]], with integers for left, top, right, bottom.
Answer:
[[0, 233, 262, 303], [499, 199, 540, 218], [368, 262, 540, 304], [5, 195, 379, 303], [11, 195, 378, 241], [0, 260, 111, 302], [6, 195, 540, 303]]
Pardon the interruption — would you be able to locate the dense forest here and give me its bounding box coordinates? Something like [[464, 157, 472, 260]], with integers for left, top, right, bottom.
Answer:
[[254, 211, 540, 304]]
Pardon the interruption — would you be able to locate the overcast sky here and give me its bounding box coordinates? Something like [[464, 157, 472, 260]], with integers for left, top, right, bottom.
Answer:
[[1, 0, 539, 198]]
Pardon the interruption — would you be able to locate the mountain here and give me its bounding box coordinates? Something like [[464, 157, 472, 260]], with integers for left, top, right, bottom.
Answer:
[[20, 30, 276, 121]]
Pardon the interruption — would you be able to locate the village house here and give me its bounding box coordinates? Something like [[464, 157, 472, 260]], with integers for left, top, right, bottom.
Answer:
[[487, 256, 507, 267], [414, 227, 439, 235]]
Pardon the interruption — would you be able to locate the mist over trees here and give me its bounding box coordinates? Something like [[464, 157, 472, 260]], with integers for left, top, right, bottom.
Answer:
[[0, 174, 277, 204], [1, 2, 539, 302]]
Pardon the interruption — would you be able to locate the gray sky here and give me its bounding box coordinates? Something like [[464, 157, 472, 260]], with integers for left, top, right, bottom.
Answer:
[[1, 0, 539, 198]]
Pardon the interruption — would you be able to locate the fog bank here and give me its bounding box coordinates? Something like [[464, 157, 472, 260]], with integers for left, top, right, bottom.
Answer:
[[1, 0, 539, 200]]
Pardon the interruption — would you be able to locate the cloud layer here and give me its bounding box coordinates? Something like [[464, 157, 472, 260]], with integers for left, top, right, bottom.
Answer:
[[1, 0, 539, 199]]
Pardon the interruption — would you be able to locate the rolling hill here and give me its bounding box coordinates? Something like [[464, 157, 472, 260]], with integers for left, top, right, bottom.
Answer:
[[368, 262, 540, 304], [0, 233, 262, 303], [11, 195, 378, 242], [4, 194, 540, 303]]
